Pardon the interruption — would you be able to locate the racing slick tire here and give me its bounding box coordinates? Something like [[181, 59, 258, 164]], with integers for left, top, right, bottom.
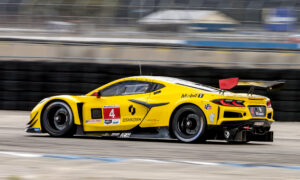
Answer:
[[42, 101, 76, 137], [172, 105, 207, 143]]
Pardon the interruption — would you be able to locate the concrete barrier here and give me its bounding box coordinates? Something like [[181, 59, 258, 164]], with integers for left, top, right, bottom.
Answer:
[[0, 35, 300, 50]]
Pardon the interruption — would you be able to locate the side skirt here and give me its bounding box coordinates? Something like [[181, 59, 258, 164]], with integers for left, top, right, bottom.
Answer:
[[80, 126, 171, 139]]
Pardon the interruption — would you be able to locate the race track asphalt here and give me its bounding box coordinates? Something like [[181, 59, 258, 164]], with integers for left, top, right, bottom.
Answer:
[[0, 110, 300, 179]]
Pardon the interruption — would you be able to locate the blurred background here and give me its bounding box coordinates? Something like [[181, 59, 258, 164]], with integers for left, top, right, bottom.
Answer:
[[0, 0, 299, 37], [0, 0, 300, 121], [1, 2, 300, 179]]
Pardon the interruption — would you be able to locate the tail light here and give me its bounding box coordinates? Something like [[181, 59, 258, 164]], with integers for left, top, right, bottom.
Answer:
[[267, 100, 272, 108], [212, 99, 245, 107], [240, 125, 251, 130]]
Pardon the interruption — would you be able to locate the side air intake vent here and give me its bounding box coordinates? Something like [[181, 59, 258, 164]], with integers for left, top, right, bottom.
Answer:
[[91, 108, 102, 119], [267, 113, 272, 119]]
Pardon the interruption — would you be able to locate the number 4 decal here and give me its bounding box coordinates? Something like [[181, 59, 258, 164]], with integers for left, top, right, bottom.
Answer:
[[103, 105, 121, 120], [109, 109, 115, 118]]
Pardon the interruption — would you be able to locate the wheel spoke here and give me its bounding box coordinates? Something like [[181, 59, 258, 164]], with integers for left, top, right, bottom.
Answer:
[[43, 101, 75, 137], [178, 113, 201, 136]]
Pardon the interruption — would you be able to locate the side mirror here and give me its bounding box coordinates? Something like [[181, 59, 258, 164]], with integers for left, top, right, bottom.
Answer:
[[92, 91, 101, 98]]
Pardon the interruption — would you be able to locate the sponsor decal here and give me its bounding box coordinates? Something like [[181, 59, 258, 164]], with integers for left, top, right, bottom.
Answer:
[[32, 128, 41, 132], [181, 93, 203, 98], [249, 106, 266, 117], [256, 107, 264, 116], [85, 120, 102, 123], [103, 105, 121, 125], [147, 119, 159, 122], [120, 133, 131, 138], [112, 119, 120, 125], [128, 105, 136, 115], [104, 119, 112, 125], [254, 121, 265, 126], [204, 104, 212, 110], [143, 119, 159, 124], [123, 118, 141, 122], [209, 113, 215, 123], [104, 119, 120, 125]]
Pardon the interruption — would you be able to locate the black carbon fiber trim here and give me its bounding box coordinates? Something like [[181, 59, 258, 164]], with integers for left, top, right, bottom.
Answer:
[[77, 103, 84, 125], [27, 112, 38, 125], [27, 120, 37, 128], [220, 119, 272, 127], [129, 99, 169, 109]]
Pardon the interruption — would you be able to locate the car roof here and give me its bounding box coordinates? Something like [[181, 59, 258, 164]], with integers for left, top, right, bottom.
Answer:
[[129, 76, 220, 92], [129, 76, 190, 84]]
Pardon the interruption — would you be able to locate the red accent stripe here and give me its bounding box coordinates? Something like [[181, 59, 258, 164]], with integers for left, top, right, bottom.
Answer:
[[232, 101, 244, 107], [220, 99, 235, 107]]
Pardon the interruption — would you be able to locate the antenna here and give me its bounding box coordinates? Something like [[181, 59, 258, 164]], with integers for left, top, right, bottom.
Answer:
[[139, 62, 142, 75]]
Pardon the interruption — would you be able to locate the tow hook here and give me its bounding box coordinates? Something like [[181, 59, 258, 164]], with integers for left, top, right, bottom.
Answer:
[[224, 130, 230, 139]]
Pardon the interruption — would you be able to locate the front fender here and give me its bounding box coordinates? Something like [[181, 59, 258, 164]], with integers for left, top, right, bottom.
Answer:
[[29, 95, 83, 132]]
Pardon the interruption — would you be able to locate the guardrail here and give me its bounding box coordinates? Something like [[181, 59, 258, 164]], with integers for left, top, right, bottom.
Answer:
[[0, 35, 299, 51]]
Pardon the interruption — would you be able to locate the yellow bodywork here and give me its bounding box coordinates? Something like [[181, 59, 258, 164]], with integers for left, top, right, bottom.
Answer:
[[28, 76, 274, 133]]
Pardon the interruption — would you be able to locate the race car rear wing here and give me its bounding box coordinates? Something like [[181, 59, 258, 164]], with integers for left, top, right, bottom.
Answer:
[[219, 77, 285, 94]]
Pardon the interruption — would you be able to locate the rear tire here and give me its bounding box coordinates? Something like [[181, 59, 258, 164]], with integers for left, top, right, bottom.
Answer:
[[42, 101, 76, 137], [172, 105, 207, 143]]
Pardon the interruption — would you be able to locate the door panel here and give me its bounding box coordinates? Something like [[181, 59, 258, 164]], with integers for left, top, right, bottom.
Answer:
[[140, 86, 174, 128], [82, 94, 149, 132]]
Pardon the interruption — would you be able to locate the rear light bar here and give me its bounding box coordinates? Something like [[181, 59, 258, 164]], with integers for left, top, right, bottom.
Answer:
[[212, 99, 245, 107], [267, 100, 272, 108]]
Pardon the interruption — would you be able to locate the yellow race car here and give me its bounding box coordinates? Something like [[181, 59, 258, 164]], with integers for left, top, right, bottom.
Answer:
[[26, 76, 283, 143]]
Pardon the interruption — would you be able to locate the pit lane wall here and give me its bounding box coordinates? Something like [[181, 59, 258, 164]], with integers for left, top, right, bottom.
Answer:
[[0, 60, 298, 121]]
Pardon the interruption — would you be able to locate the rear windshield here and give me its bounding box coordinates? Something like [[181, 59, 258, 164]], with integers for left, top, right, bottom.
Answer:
[[147, 76, 221, 93], [176, 80, 220, 93]]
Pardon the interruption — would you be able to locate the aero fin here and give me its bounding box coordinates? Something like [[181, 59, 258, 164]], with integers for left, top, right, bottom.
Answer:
[[129, 99, 169, 109], [219, 78, 239, 90], [219, 78, 285, 91]]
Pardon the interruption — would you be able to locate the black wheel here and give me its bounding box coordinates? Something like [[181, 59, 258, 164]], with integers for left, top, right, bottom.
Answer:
[[172, 105, 207, 143], [42, 101, 76, 137]]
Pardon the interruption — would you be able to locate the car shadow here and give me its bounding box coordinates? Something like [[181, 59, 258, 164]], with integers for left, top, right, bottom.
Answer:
[[25, 134, 270, 146]]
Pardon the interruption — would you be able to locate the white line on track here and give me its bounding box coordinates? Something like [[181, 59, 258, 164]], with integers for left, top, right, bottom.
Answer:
[[0, 151, 300, 170], [178, 161, 218, 166], [0, 151, 41, 158]]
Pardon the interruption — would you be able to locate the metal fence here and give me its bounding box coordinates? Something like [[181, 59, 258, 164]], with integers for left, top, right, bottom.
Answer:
[[0, 0, 299, 32]]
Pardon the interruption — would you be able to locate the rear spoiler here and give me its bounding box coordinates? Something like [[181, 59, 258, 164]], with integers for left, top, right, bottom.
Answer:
[[219, 78, 285, 94]]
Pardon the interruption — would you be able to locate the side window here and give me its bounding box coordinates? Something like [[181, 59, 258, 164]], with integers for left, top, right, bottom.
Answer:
[[122, 83, 150, 95], [154, 83, 165, 91], [151, 83, 165, 91], [100, 82, 124, 96], [101, 81, 151, 96]]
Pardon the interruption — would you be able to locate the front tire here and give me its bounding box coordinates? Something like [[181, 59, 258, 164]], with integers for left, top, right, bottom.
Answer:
[[172, 105, 207, 143], [42, 101, 76, 137]]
